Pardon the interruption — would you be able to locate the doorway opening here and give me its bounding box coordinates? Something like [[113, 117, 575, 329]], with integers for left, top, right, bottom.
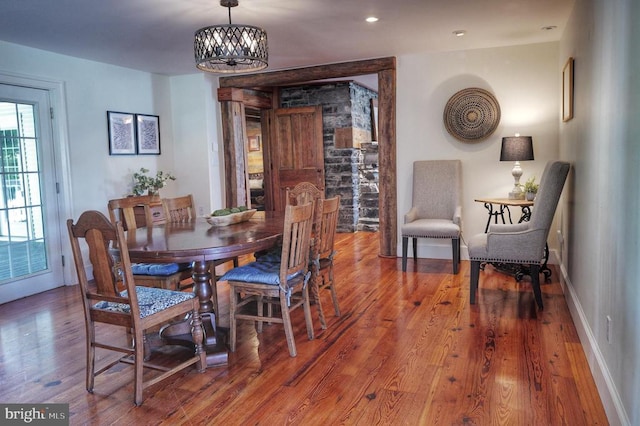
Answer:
[[246, 108, 265, 211], [219, 57, 397, 257]]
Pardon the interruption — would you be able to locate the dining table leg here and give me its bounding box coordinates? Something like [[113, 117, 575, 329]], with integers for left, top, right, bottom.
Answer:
[[160, 260, 229, 367]]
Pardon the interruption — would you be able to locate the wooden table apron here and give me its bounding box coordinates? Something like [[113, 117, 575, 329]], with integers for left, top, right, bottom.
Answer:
[[124, 214, 284, 366]]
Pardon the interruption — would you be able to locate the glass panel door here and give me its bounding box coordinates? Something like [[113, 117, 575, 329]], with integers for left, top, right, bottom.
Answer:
[[0, 84, 63, 303], [0, 102, 47, 280]]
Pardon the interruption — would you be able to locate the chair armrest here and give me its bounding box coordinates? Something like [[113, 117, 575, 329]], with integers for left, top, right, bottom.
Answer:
[[453, 205, 462, 227], [404, 207, 418, 224], [486, 228, 547, 261], [488, 222, 529, 233]]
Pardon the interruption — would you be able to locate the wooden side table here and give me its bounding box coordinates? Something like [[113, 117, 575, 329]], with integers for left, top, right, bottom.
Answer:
[[474, 197, 533, 233]]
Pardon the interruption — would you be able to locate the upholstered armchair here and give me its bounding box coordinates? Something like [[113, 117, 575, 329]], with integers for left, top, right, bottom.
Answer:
[[468, 160, 570, 309], [401, 160, 462, 274]]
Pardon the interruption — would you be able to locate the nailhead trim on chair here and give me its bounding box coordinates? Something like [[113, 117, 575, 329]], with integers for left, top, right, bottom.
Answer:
[[469, 256, 542, 264]]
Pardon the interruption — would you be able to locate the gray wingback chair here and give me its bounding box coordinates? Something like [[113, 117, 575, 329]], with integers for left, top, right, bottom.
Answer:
[[402, 160, 462, 274], [468, 160, 570, 309]]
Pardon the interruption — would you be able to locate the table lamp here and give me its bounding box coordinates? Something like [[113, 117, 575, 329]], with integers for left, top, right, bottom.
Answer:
[[500, 135, 534, 199]]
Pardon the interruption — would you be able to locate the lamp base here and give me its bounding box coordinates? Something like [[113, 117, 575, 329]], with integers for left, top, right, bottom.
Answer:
[[508, 187, 525, 200], [508, 161, 524, 200]]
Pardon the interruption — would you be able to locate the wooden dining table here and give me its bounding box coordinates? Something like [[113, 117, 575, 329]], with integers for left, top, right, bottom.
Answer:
[[124, 212, 284, 366]]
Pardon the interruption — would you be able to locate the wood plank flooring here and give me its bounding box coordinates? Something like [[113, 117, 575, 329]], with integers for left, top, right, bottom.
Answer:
[[0, 232, 608, 425]]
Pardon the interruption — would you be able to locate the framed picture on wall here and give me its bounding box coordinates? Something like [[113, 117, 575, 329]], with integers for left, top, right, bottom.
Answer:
[[248, 135, 261, 151], [107, 111, 136, 155], [562, 57, 574, 122], [136, 114, 161, 154]]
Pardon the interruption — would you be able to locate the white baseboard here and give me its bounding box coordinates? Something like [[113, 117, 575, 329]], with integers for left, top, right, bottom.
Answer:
[[397, 239, 465, 260], [558, 262, 629, 426]]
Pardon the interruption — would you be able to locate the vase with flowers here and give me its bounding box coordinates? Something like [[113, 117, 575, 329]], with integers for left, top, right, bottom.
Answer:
[[132, 167, 176, 197], [523, 176, 539, 201]]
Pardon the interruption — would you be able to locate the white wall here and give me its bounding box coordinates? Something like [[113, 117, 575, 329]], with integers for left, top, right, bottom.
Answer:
[[0, 39, 561, 264], [0, 40, 562, 275], [0, 41, 226, 287], [169, 73, 225, 216], [396, 42, 560, 258], [560, 0, 639, 424], [0, 41, 176, 216]]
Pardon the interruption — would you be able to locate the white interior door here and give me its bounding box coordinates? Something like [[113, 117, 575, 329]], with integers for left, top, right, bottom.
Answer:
[[0, 83, 64, 303]]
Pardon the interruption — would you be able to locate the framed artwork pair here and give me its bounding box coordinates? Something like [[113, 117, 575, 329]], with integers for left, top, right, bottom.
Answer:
[[107, 111, 160, 155]]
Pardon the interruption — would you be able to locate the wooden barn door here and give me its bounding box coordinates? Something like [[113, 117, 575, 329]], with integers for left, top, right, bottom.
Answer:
[[269, 105, 325, 212]]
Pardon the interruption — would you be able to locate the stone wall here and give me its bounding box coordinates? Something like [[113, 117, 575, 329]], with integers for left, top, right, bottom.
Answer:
[[358, 142, 379, 231], [280, 81, 379, 232]]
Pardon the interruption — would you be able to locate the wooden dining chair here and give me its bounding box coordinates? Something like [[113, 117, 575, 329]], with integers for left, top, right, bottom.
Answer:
[[108, 195, 192, 290], [161, 193, 195, 223], [161, 194, 238, 316], [67, 210, 206, 406], [285, 182, 327, 323], [286, 181, 324, 237], [220, 202, 315, 357], [313, 196, 341, 328]]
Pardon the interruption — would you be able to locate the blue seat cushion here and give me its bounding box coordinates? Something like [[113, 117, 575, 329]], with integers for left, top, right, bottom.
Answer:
[[219, 261, 301, 286], [253, 250, 282, 264], [131, 262, 192, 276], [93, 286, 195, 318]]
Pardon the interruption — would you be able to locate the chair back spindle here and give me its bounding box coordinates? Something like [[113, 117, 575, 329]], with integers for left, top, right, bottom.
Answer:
[[280, 203, 315, 287], [162, 194, 195, 223]]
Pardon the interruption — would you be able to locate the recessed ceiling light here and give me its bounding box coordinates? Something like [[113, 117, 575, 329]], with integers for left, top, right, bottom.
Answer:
[[453, 30, 466, 37], [541, 25, 557, 31], [366, 16, 379, 23]]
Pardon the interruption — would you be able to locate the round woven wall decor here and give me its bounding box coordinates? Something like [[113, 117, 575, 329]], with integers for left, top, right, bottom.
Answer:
[[443, 88, 501, 142]]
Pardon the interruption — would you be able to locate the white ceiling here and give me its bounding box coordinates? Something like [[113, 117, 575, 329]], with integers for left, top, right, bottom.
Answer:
[[1, 0, 574, 77]]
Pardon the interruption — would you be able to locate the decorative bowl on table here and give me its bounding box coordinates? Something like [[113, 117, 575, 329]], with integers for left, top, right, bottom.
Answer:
[[206, 209, 257, 227]]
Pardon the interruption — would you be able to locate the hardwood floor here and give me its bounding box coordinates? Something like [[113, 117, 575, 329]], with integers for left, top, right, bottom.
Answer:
[[0, 232, 608, 425]]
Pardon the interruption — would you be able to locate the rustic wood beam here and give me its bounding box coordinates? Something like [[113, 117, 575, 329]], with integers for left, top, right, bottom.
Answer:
[[377, 67, 397, 258], [219, 57, 396, 88], [217, 88, 272, 109], [220, 100, 249, 208]]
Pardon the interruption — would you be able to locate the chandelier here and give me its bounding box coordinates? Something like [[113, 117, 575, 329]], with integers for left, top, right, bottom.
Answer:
[[194, 0, 268, 73]]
